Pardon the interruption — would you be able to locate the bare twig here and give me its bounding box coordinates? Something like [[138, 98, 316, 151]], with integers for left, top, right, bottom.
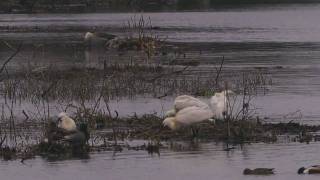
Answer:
[[215, 56, 224, 87], [0, 135, 6, 148], [22, 110, 29, 121], [1, 40, 15, 51], [0, 43, 23, 75]]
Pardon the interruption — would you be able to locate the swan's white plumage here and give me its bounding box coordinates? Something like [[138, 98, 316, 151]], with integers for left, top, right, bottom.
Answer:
[[84, 32, 95, 42], [163, 90, 235, 130], [57, 112, 77, 132], [84, 32, 116, 43], [175, 106, 214, 125], [165, 109, 176, 117], [164, 95, 209, 119], [174, 95, 209, 111], [163, 106, 214, 130], [163, 117, 179, 130], [210, 90, 235, 119]]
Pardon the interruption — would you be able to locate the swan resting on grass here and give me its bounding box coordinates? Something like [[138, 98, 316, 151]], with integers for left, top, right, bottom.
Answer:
[[163, 90, 235, 130], [55, 112, 89, 146], [164, 94, 212, 118], [62, 123, 89, 146], [163, 106, 214, 130], [57, 112, 77, 132]]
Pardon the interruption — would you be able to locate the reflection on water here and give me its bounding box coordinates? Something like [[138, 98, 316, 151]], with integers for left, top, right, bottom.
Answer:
[[1, 5, 320, 123], [1, 4, 320, 179], [1, 142, 320, 180]]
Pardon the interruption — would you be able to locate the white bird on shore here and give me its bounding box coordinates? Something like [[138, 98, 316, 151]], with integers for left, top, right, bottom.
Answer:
[[163, 106, 214, 130], [45, 113, 89, 147], [84, 31, 116, 46], [163, 90, 235, 130], [164, 95, 210, 118], [210, 90, 235, 120], [57, 112, 77, 132], [164, 108, 176, 118], [84, 32, 95, 41], [175, 95, 210, 111], [63, 123, 89, 147]]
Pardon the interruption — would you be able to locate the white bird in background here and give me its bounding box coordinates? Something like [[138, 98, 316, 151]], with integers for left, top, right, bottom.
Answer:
[[84, 31, 116, 46], [84, 32, 95, 42], [57, 112, 77, 132], [163, 90, 235, 130]]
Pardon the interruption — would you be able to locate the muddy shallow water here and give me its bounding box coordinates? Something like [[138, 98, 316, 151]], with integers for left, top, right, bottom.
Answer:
[[2, 4, 320, 180]]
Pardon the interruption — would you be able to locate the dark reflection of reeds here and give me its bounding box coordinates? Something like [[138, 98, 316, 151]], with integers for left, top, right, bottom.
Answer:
[[0, 62, 271, 102]]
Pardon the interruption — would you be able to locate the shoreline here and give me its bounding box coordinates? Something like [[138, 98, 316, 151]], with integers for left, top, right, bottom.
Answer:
[[0, 114, 319, 161]]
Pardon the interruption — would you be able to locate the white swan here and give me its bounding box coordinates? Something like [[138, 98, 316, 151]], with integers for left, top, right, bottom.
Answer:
[[164, 95, 210, 118], [175, 95, 210, 111], [57, 112, 77, 132], [63, 123, 89, 146], [84, 31, 116, 46], [210, 90, 235, 120], [164, 109, 176, 118], [163, 90, 235, 130], [84, 32, 95, 42], [163, 106, 214, 130]]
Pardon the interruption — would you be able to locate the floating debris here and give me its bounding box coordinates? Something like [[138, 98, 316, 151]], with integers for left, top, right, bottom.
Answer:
[[243, 168, 274, 175]]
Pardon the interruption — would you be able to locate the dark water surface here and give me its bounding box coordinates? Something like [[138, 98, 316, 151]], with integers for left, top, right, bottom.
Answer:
[[2, 4, 320, 42], [1, 4, 320, 42], [2, 7, 320, 123], [2, 142, 320, 180], [1, 4, 320, 180]]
